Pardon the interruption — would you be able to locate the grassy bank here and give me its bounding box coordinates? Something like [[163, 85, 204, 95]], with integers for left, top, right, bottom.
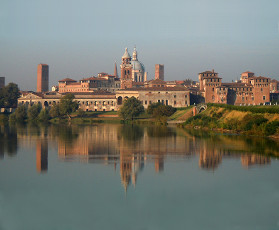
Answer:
[[180, 105, 279, 137]]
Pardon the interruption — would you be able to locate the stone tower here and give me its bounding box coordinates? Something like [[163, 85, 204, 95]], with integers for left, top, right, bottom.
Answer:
[[120, 48, 133, 89], [37, 64, 49, 92]]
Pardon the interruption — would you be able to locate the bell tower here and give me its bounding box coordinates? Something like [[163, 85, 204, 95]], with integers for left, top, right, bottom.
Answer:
[[120, 48, 133, 89]]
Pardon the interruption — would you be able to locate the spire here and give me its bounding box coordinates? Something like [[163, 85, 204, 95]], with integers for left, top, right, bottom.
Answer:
[[132, 46, 138, 61], [114, 61, 118, 78]]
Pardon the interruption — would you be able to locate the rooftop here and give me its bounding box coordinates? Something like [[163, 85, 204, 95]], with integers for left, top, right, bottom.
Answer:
[[58, 78, 77, 82]]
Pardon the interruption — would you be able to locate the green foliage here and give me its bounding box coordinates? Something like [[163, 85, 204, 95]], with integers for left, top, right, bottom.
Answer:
[[0, 114, 8, 124], [9, 113, 16, 123], [38, 109, 50, 122], [59, 94, 78, 117], [14, 105, 27, 122], [264, 121, 279, 136], [207, 103, 279, 114], [147, 103, 176, 124], [119, 97, 144, 121], [147, 102, 161, 115], [77, 108, 85, 118], [0, 83, 20, 108], [49, 104, 60, 118], [27, 104, 42, 121]]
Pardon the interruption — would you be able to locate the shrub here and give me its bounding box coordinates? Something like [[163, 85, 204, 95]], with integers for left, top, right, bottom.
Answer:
[[264, 121, 279, 136]]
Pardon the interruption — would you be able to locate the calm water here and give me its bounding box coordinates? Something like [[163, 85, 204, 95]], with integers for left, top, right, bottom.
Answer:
[[0, 124, 279, 230]]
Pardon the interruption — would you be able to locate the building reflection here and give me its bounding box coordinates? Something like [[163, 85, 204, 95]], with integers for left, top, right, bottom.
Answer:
[[199, 147, 222, 170], [241, 154, 271, 168], [154, 155, 164, 173], [36, 139, 48, 173], [13, 124, 279, 192]]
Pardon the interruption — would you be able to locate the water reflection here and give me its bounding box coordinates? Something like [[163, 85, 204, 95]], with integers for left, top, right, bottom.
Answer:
[[1, 124, 278, 191], [36, 139, 48, 173]]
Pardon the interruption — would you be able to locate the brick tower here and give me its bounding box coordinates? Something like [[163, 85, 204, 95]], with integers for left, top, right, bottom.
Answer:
[[37, 64, 49, 92], [155, 64, 164, 80], [120, 48, 133, 89]]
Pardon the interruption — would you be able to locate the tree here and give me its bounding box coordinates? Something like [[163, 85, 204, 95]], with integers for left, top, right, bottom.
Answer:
[[147, 102, 176, 117], [27, 104, 42, 121], [0, 83, 20, 108], [77, 108, 85, 118], [14, 105, 27, 122], [49, 104, 60, 118], [119, 97, 144, 121], [38, 109, 50, 122], [59, 94, 78, 119]]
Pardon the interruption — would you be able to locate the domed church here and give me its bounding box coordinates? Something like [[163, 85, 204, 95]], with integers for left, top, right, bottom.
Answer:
[[130, 47, 147, 82], [120, 47, 147, 89]]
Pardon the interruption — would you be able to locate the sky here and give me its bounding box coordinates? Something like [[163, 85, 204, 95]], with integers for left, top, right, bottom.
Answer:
[[0, 0, 279, 91]]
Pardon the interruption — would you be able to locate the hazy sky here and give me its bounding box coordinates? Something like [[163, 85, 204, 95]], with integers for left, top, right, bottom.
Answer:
[[1, 0, 279, 90]]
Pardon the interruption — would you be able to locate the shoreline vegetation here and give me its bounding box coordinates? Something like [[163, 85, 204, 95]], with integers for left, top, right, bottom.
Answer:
[[0, 92, 278, 139], [179, 104, 279, 139]]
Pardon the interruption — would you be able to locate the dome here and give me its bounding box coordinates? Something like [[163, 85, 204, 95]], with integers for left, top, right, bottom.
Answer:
[[122, 48, 131, 59], [131, 60, 144, 72]]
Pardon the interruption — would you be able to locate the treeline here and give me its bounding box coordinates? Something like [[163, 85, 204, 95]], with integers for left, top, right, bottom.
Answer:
[[118, 97, 177, 124], [9, 94, 79, 123], [207, 103, 279, 114]]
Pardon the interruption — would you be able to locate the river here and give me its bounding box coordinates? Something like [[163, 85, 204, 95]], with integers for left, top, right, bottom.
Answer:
[[0, 124, 279, 230]]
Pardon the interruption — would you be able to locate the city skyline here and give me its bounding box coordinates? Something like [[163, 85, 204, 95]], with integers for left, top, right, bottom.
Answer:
[[1, 0, 279, 91]]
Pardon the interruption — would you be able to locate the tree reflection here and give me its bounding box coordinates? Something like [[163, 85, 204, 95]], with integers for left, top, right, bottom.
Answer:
[[118, 124, 144, 142], [0, 125, 18, 157]]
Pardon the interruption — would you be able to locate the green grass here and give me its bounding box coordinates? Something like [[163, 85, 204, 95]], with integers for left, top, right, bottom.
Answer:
[[207, 103, 279, 114], [169, 106, 193, 120]]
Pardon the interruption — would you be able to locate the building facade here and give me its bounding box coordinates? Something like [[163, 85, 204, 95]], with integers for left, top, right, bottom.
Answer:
[[58, 75, 120, 93], [116, 86, 190, 109], [199, 70, 271, 105], [37, 64, 49, 92]]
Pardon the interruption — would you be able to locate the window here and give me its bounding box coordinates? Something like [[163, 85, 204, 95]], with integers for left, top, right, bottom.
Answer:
[[166, 100, 168, 105], [263, 96, 266, 100], [174, 101, 176, 105], [261, 88, 263, 92], [145, 100, 147, 105], [174, 95, 176, 98]]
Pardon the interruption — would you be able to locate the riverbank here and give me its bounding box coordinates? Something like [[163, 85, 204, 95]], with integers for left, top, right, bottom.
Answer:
[[179, 105, 279, 138]]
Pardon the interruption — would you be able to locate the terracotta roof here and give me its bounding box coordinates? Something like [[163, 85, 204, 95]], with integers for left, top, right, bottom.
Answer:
[[132, 82, 144, 85], [249, 76, 270, 80], [58, 78, 77, 82], [64, 90, 115, 96], [202, 75, 221, 79], [242, 71, 254, 74], [147, 79, 166, 84], [221, 83, 253, 87], [81, 77, 109, 81], [199, 70, 218, 74], [118, 86, 188, 92]]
